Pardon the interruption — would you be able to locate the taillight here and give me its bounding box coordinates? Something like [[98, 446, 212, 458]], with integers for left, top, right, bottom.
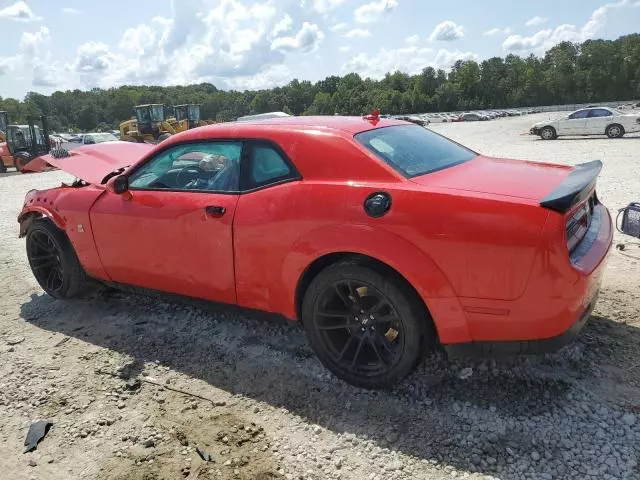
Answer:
[[566, 195, 595, 252]]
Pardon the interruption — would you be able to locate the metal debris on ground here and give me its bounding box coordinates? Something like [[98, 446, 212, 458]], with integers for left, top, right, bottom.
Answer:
[[23, 420, 53, 453], [196, 445, 214, 462]]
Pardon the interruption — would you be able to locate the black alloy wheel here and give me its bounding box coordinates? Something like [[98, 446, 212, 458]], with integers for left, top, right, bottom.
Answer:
[[27, 229, 65, 295], [313, 280, 405, 377], [302, 261, 430, 389]]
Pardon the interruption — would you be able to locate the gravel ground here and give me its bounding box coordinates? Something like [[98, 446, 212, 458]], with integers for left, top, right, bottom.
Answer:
[[0, 113, 639, 480]]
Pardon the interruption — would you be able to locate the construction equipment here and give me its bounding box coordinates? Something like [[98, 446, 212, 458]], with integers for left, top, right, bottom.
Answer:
[[119, 104, 176, 144], [0, 111, 8, 141], [172, 104, 216, 131], [0, 115, 62, 173]]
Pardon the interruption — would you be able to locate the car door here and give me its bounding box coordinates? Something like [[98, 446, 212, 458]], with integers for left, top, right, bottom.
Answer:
[[233, 140, 302, 313], [89, 140, 243, 304], [558, 109, 589, 135], [586, 108, 613, 134]]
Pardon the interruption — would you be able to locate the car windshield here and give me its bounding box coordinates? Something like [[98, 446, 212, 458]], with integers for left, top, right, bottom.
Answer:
[[355, 125, 477, 178]]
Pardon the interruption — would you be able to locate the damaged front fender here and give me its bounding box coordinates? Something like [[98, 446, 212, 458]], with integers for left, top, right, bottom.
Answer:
[[18, 189, 67, 237]]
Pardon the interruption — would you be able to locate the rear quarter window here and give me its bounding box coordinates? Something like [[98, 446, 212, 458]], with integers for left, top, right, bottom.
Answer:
[[355, 125, 477, 178]]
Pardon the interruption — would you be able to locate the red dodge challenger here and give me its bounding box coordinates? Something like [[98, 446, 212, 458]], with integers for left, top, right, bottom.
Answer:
[[18, 114, 613, 388]]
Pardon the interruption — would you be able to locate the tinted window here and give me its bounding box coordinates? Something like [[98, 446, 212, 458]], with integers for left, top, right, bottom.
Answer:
[[568, 110, 589, 119], [588, 109, 612, 118], [247, 145, 293, 188], [355, 125, 477, 178], [129, 142, 242, 193]]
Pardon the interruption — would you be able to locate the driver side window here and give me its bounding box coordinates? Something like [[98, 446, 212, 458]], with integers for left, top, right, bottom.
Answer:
[[128, 142, 242, 193]]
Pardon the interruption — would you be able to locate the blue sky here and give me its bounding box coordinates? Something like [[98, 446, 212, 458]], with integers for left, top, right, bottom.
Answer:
[[0, 0, 639, 99]]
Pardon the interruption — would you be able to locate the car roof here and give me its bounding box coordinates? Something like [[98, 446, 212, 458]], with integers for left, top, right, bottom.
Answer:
[[169, 116, 408, 143]]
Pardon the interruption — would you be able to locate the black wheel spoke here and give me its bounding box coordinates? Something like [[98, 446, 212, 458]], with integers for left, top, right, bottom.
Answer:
[[333, 283, 351, 308], [30, 253, 56, 262], [316, 321, 353, 331], [32, 259, 57, 271], [346, 282, 363, 309], [317, 310, 350, 319], [32, 235, 52, 252], [350, 336, 366, 369], [368, 334, 388, 366], [336, 336, 354, 361]]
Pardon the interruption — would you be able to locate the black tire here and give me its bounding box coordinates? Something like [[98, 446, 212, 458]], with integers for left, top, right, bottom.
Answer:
[[540, 126, 556, 140], [301, 260, 433, 389], [26, 218, 88, 299], [0, 160, 6, 173], [606, 124, 624, 139], [157, 133, 172, 142], [14, 151, 32, 171]]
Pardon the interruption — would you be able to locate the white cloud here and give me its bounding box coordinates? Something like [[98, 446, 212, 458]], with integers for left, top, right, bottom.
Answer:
[[405, 34, 419, 44], [339, 46, 351, 52], [525, 16, 547, 27], [271, 22, 325, 53], [71, 41, 115, 73], [484, 27, 512, 36], [0, 56, 21, 75], [354, 0, 398, 23], [272, 14, 293, 37], [312, 0, 348, 14], [0, 1, 39, 22], [504, 0, 631, 52], [428, 20, 465, 41], [331, 22, 348, 31], [62, 7, 80, 15], [342, 45, 475, 78], [33, 62, 60, 87], [20, 26, 50, 58], [344, 28, 371, 38]]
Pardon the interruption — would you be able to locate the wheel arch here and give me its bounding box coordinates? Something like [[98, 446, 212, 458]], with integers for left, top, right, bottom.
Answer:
[[282, 224, 471, 343], [18, 207, 66, 237]]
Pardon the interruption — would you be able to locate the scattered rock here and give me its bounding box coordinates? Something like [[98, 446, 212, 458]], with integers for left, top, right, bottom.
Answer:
[[458, 367, 473, 380], [621, 413, 636, 426], [6, 335, 25, 345], [28, 460, 37, 467], [142, 438, 155, 448]]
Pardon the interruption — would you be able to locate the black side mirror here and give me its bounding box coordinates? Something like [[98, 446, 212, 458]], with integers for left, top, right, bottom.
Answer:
[[113, 175, 129, 194]]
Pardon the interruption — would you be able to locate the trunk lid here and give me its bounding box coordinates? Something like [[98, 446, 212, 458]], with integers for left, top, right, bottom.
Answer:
[[410, 155, 573, 201], [45, 142, 153, 184]]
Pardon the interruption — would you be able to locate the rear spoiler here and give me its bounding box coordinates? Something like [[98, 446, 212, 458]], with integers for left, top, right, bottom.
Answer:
[[540, 160, 602, 213]]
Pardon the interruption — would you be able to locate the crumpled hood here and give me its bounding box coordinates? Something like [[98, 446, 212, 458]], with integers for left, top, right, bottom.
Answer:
[[45, 141, 153, 184], [410, 155, 572, 201]]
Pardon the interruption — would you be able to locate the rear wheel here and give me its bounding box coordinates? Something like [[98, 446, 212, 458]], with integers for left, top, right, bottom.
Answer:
[[0, 160, 6, 173], [26, 219, 88, 299], [13, 152, 32, 171], [540, 126, 557, 140], [606, 124, 624, 139], [302, 261, 432, 389]]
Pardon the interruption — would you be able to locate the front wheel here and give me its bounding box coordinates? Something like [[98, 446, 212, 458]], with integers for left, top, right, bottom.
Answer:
[[26, 219, 88, 299], [302, 261, 432, 389], [13, 152, 32, 171], [540, 126, 556, 140], [606, 124, 624, 139]]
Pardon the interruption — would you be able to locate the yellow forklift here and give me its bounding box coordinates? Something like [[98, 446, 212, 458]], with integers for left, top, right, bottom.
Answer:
[[119, 104, 176, 143]]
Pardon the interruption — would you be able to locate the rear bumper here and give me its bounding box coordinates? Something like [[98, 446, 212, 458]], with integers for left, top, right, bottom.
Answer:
[[445, 298, 595, 358]]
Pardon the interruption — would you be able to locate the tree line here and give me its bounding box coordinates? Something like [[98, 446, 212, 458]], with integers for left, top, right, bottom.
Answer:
[[1, 34, 639, 133]]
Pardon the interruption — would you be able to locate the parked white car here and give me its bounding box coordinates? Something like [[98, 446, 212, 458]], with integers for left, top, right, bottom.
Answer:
[[531, 107, 640, 140]]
